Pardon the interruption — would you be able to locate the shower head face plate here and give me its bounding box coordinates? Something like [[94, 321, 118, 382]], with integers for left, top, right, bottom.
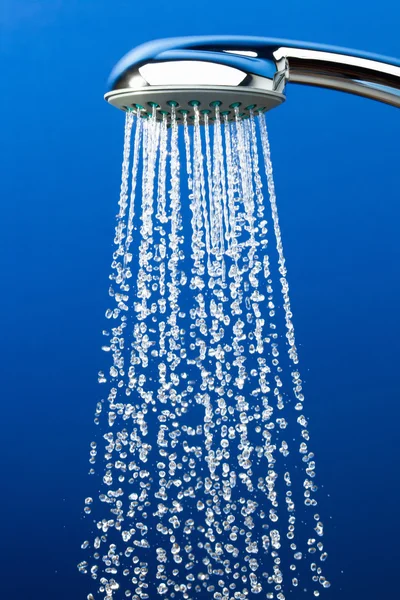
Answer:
[[105, 85, 285, 122]]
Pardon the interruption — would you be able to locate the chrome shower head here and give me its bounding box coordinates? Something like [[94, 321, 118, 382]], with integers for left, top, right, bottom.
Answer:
[[105, 36, 400, 122], [104, 37, 287, 122]]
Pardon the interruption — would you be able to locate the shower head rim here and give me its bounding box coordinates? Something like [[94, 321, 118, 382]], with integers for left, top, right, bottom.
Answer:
[[105, 85, 286, 122]]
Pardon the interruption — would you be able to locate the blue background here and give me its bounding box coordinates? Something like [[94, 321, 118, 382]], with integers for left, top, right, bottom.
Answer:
[[1, 0, 400, 598]]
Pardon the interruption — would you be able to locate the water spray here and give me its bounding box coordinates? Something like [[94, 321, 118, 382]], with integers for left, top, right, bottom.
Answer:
[[78, 37, 400, 600]]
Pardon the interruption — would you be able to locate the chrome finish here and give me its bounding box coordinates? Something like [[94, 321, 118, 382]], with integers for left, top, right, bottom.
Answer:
[[105, 56, 285, 122], [106, 37, 400, 119], [275, 47, 400, 106]]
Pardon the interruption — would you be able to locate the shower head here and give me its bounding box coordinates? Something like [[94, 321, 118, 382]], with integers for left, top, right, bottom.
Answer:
[[105, 36, 400, 122], [105, 37, 287, 122]]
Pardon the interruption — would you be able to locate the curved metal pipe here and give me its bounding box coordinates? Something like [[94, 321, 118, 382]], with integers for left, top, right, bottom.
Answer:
[[106, 36, 400, 115], [274, 44, 400, 106]]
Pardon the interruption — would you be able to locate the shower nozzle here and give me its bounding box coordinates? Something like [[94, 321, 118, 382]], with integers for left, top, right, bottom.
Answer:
[[105, 36, 400, 121]]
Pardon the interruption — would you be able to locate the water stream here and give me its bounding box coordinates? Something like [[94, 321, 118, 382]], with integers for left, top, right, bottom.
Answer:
[[78, 108, 330, 600]]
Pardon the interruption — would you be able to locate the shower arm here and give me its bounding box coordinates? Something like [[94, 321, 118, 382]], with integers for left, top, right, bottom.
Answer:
[[273, 44, 400, 107]]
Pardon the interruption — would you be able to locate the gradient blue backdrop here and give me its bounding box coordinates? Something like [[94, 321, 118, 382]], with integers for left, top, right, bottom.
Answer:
[[1, 1, 400, 598]]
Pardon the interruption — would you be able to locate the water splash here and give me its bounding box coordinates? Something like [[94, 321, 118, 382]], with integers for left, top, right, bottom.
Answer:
[[79, 109, 330, 600]]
